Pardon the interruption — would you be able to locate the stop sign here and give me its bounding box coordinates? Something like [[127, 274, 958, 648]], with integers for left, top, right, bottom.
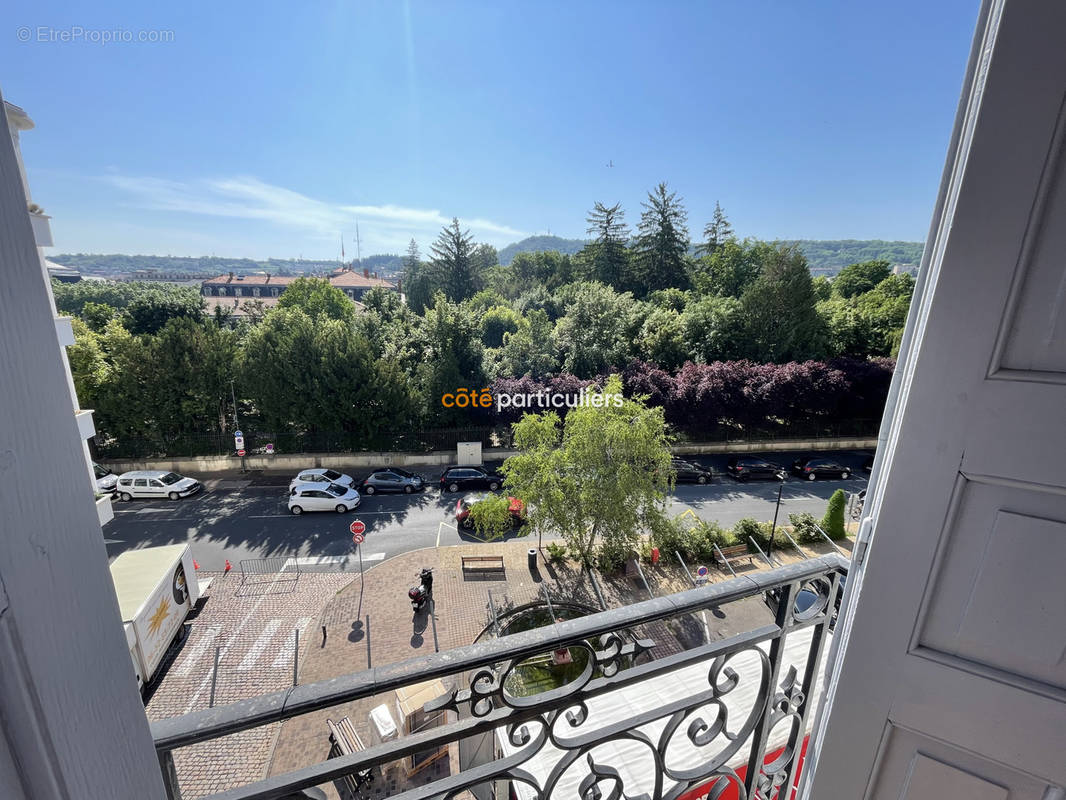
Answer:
[[349, 520, 366, 536]]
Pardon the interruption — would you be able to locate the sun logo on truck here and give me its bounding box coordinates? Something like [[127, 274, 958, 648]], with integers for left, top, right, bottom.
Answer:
[[147, 596, 171, 636]]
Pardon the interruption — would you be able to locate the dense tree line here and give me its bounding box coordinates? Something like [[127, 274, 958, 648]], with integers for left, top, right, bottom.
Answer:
[[58, 184, 912, 457]]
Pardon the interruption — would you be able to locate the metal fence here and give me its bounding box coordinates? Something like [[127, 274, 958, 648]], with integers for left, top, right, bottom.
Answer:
[[91, 426, 512, 460], [92, 418, 878, 461], [151, 555, 848, 800]]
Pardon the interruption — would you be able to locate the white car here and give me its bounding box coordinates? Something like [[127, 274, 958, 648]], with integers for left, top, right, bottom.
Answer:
[[288, 468, 357, 492], [288, 482, 361, 515], [115, 470, 202, 501], [94, 462, 118, 494]]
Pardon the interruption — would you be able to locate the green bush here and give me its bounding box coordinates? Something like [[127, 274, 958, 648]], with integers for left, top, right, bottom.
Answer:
[[651, 516, 735, 565], [545, 541, 568, 562], [821, 489, 848, 540], [733, 517, 789, 554], [595, 541, 630, 573], [788, 512, 823, 544]]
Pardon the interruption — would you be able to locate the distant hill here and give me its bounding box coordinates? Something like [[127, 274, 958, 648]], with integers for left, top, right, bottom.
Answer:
[[496, 235, 922, 274], [498, 235, 587, 265], [54, 253, 404, 278], [782, 240, 923, 274], [58, 238, 920, 281]]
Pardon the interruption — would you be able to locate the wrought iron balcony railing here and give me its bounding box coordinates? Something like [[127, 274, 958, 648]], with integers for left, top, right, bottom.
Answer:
[[151, 554, 848, 800]]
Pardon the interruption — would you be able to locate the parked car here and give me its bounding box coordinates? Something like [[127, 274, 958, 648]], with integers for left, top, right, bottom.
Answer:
[[454, 493, 526, 530], [439, 465, 504, 493], [361, 467, 425, 494], [790, 457, 851, 481], [288, 482, 361, 515], [671, 458, 714, 484], [862, 454, 874, 472], [115, 471, 202, 502], [94, 462, 118, 494], [725, 457, 786, 482], [288, 468, 356, 491]]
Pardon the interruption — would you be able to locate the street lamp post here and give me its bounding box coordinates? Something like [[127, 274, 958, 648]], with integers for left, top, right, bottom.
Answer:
[[768, 471, 786, 561]]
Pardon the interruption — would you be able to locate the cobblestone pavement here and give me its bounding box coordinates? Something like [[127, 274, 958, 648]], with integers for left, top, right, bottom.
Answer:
[[144, 568, 352, 799], [265, 536, 852, 799]]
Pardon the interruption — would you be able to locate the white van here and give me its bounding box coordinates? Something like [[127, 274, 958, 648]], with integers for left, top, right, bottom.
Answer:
[[115, 470, 202, 501]]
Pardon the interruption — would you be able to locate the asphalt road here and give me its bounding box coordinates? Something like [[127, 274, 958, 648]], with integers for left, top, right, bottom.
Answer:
[[102, 448, 872, 572]]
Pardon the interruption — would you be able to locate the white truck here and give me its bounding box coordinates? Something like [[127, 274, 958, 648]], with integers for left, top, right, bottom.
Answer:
[[109, 544, 203, 691]]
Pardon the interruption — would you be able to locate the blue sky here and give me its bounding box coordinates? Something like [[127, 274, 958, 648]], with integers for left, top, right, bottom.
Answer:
[[4, 1, 979, 260]]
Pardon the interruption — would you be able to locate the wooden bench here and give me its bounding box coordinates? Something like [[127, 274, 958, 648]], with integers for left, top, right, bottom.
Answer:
[[713, 544, 755, 569], [326, 717, 373, 797], [461, 554, 505, 578]]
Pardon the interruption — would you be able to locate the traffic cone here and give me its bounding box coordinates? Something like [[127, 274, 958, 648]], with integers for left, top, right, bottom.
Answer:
[[224, 559, 232, 573], [193, 560, 200, 570]]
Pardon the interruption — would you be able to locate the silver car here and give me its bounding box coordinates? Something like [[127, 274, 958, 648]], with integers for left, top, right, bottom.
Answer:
[[288, 468, 356, 492], [288, 482, 361, 515], [360, 467, 425, 495]]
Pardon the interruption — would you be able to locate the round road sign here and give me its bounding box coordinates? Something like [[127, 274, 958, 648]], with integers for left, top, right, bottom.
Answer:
[[349, 520, 366, 536], [352, 532, 365, 545], [696, 565, 708, 578], [237, 449, 246, 457]]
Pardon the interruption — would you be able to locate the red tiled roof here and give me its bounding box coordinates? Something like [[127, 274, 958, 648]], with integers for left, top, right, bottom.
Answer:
[[328, 271, 395, 288]]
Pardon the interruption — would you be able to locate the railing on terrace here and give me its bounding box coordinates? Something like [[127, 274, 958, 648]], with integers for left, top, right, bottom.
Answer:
[[151, 555, 848, 800]]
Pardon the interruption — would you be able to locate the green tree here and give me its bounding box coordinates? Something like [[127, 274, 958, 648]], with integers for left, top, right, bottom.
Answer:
[[277, 277, 354, 322], [466, 494, 516, 540], [430, 218, 481, 302], [480, 305, 523, 348], [691, 239, 769, 298], [821, 489, 847, 540], [581, 201, 631, 288], [637, 306, 687, 371], [632, 182, 691, 295], [698, 201, 734, 255], [403, 239, 440, 313], [418, 293, 487, 424], [832, 259, 892, 298], [81, 301, 116, 332], [500, 375, 673, 565], [682, 295, 746, 363], [738, 244, 827, 362], [241, 307, 319, 431], [67, 319, 110, 406], [497, 309, 558, 378], [811, 275, 832, 302], [554, 282, 637, 377]]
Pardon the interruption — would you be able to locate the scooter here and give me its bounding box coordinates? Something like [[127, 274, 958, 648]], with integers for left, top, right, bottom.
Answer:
[[408, 567, 434, 611]]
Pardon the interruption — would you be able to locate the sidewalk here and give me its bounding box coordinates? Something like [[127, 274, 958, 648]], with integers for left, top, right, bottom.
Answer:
[[264, 535, 852, 798], [145, 568, 352, 799]]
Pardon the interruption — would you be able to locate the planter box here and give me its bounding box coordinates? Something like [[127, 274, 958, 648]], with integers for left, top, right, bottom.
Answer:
[[30, 213, 53, 247], [75, 409, 96, 440], [96, 494, 114, 526], [55, 316, 75, 346]]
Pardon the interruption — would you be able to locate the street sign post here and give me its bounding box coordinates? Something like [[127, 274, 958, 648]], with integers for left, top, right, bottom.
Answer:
[[696, 565, 709, 584], [351, 522, 368, 571], [234, 430, 246, 473]]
